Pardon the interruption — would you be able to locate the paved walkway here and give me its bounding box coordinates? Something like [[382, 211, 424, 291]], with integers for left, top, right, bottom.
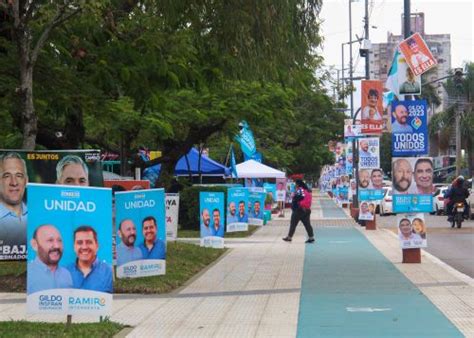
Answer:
[[0, 192, 472, 337]]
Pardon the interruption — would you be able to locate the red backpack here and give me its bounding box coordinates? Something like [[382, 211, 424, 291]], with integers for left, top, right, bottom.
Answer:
[[299, 189, 312, 209]]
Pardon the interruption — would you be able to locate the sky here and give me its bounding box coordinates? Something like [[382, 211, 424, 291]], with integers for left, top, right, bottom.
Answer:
[[318, 0, 473, 111]]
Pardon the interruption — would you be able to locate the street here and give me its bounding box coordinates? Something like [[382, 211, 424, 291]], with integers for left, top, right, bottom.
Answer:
[[375, 213, 474, 278]]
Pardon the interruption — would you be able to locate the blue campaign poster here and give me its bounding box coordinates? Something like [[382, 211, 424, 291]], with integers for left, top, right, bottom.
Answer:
[[391, 100, 428, 156], [226, 187, 249, 232], [263, 183, 277, 205], [199, 192, 225, 248], [115, 189, 166, 278], [392, 157, 434, 213], [26, 183, 112, 315], [248, 189, 265, 226]]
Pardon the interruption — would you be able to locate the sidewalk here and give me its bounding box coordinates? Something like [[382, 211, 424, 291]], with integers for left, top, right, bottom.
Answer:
[[0, 192, 472, 337]]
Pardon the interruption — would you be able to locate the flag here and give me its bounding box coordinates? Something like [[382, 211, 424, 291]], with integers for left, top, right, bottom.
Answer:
[[385, 49, 400, 99], [230, 145, 238, 178]]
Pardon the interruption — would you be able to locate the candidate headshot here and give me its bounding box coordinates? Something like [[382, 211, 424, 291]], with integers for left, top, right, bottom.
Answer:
[[117, 219, 142, 266], [413, 158, 434, 194], [358, 169, 370, 189], [67, 225, 112, 293], [412, 217, 426, 239], [360, 202, 370, 217], [211, 208, 224, 237], [237, 200, 248, 223], [370, 169, 384, 189], [362, 89, 382, 120], [392, 104, 413, 133], [56, 155, 89, 186], [138, 216, 165, 260], [359, 140, 370, 157], [0, 152, 28, 246], [253, 200, 263, 219], [392, 159, 413, 194], [27, 224, 72, 294], [398, 218, 413, 240]]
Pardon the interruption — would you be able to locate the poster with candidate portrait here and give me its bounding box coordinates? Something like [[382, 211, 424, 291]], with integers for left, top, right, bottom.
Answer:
[[391, 100, 428, 156], [358, 200, 375, 221], [399, 33, 437, 76], [358, 168, 385, 201], [358, 138, 380, 169], [397, 213, 427, 249], [26, 184, 112, 315], [0, 149, 103, 261], [397, 55, 422, 95], [345, 141, 353, 175], [361, 80, 384, 134], [226, 188, 249, 233], [275, 178, 287, 202], [263, 183, 277, 206], [344, 119, 362, 139], [248, 189, 266, 226], [115, 189, 166, 278], [392, 157, 434, 213], [165, 193, 179, 240], [199, 192, 225, 248]]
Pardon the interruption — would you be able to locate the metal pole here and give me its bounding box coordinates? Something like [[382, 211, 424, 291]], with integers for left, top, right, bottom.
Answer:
[[364, 0, 370, 79], [341, 43, 345, 106], [349, 0, 354, 119], [455, 98, 461, 177], [404, 0, 411, 38]]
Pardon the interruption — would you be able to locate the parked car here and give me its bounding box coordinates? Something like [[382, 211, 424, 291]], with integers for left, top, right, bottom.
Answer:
[[379, 187, 392, 216], [433, 186, 449, 215]]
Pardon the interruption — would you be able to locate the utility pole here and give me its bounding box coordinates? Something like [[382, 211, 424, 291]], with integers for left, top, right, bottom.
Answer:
[[341, 44, 345, 106], [404, 0, 411, 38], [349, 0, 354, 119], [364, 0, 369, 79]]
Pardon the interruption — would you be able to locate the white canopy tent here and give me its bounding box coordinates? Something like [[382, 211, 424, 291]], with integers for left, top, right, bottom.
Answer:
[[235, 160, 286, 178]]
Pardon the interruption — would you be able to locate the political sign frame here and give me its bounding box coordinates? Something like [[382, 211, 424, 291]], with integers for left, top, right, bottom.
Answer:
[[226, 187, 249, 233], [199, 192, 225, 248]]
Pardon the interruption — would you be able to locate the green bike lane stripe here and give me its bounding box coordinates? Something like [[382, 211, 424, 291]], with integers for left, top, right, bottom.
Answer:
[[319, 198, 349, 219], [297, 227, 463, 338]]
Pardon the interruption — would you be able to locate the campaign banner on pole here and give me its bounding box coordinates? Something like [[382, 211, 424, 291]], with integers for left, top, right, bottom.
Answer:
[[115, 189, 166, 278], [248, 189, 265, 226], [397, 213, 427, 249], [399, 33, 437, 76], [275, 178, 287, 202], [0, 150, 103, 261], [358, 138, 380, 169], [199, 192, 225, 248], [26, 184, 112, 315], [361, 80, 384, 134], [358, 200, 375, 221], [391, 100, 428, 156], [392, 157, 434, 213], [165, 193, 179, 240], [344, 119, 362, 139], [226, 187, 249, 232], [358, 168, 385, 201], [397, 54, 421, 95], [345, 141, 353, 175]]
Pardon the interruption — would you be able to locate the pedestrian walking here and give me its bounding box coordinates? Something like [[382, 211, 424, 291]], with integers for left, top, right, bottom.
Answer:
[[283, 179, 315, 243]]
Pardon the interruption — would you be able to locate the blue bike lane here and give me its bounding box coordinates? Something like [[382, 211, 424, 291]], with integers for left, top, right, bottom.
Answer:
[[297, 197, 463, 337]]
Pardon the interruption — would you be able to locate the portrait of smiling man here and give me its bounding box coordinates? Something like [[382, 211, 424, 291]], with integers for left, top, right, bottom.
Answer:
[[138, 216, 165, 260], [412, 158, 435, 194], [67, 225, 112, 293], [117, 219, 142, 266], [0, 152, 28, 249], [392, 158, 413, 194], [56, 155, 89, 186]]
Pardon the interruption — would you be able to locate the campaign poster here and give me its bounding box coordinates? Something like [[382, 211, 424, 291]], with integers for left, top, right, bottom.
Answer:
[[391, 100, 428, 156], [348, 179, 357, 202], [226, 188, 249, 232], [26, 184, 112, 315], [103, 180, 150, 191], [392, 157, 434, 213], [275, 178, 287, 202], [263, 183, 277, 206], [397, 213, 427, 249], [361, 80, 384, 134], [397, 55, 421, 95], [358, 138, 380, 169], [358, 168, 385, 201], [248, 189, 265, 226], [345, 141, 353, 175], [199, 192, 225, 248], [165, 193, 179, 240], [344, 119, 362, 139], [334, 141, 345, 163], [115, 189, 166, 278], [0, 150, 103, 261], [399, 33, 437, 76], [358, 200, 375, 221]]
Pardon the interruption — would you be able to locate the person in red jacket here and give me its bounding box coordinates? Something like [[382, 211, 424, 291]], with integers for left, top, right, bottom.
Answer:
[[283, 179, 315, 243]]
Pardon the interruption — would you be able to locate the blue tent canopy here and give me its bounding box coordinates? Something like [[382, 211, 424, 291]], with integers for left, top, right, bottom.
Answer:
[[144, 148, 230, 180]]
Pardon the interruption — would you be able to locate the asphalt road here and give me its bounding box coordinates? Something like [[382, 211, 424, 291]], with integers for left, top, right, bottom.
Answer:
[[375, 213, 474, 278]]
